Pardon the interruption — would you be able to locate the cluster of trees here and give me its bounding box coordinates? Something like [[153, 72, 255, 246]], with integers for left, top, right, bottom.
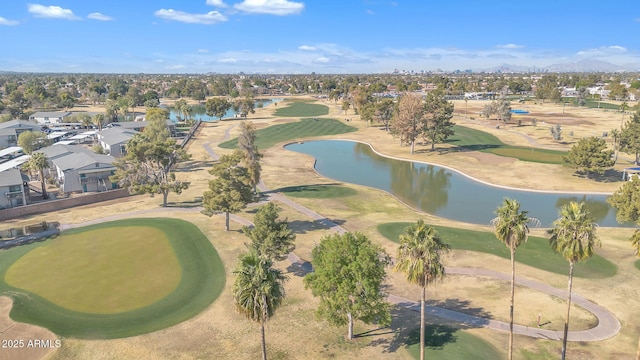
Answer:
[[1, 71, 638, 123], [481, 97, 512, 126], [390, 92, 455, 153], [204, 95, 256, 121]]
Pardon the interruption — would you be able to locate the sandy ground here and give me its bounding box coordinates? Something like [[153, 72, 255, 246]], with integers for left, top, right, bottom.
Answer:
[[2, 97, 639, 359], [0, 297, 59, 360]]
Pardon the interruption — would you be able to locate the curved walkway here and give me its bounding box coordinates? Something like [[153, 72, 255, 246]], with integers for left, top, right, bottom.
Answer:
[[200, 123, 620, 341]]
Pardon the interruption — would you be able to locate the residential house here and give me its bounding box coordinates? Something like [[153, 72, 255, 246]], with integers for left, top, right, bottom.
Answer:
[[96, 127, 139, 158], [0, 120, 41, 149], [29, 111, 72, 125], [112, 120, 177, 137], [38, 145, 117, 193], [0, 168, 29, 209]]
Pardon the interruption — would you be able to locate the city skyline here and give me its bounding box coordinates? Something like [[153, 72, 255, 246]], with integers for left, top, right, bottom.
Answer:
[[0, 1, 639, 74]]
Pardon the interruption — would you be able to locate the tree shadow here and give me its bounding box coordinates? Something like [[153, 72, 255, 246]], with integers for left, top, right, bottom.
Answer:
[[425, 298, 494, 322], [165, 197, 203, 208], [285, 261, 313, 277], [585, 168, 625, 183], [177, 160, 216, 172], [378, 306, 459, 353], [287, 218, 346, 234]]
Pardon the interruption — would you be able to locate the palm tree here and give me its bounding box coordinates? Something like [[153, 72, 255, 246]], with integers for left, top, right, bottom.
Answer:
[[548, 201, 600, 360], [27, 152, 50, 200], [175, 99, 188, 122], [394, 219, 450, 360], [93, 113, 106, 131], [491, 198, 539, 360], [233, 252, 287, 360], [610, 128, 621, 164]]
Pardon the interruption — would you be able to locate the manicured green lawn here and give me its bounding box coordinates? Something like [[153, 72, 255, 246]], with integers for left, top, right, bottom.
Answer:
[[448, 126, 566, 164], [219, 117, 357, 150], [378, 222, 616, 279], [0, 218, 225, 339], [6, 226, 182, 314], [562, 98, 621, 110], [276, 184, 357, 198], [405, 325, 503, 360], [273, 101, 329, 117]]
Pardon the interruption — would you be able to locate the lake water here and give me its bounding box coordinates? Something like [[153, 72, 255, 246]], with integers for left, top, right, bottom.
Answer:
[[165, 98, 283, 122], [284, 140, 628, 228]]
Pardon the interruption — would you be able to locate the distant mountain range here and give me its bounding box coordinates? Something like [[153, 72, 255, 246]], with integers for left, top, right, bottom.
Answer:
[[482, 58, 640, 73]]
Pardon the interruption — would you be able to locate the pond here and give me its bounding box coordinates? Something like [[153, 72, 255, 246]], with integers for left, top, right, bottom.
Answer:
[[164, 98, 283, 122], [284, 140, 628, 228]]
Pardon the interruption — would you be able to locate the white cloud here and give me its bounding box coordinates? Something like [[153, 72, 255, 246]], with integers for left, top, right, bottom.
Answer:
[[197, 49, 210, 53], [0, 16, 19, 26], [88, 12, 114, 21], [206, 0, 228, 7], [165, 64, 186, 70], [366, 9, 375, 15], [28, 4, 81, 20], [313, 57, 330, 63], [298, 45, 316, 51], [497, 44, 524, 49], [154, 9, 227, 24], [234, 0, 304, 16], [576, 45, 628, 57], [218, 58, 238, 63]]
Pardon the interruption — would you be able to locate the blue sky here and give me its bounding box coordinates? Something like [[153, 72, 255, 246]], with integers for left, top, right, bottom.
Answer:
[[0, 1, 639, 73]]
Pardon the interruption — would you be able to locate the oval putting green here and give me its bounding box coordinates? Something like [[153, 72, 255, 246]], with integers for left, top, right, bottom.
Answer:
[[0, 218, 224, 339]]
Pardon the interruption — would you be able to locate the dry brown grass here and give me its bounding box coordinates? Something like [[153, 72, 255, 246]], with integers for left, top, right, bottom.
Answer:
[[3, 97, 639, 359]]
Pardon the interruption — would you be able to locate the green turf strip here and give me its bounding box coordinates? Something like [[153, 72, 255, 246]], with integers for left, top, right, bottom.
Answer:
[[273, 101, 329, 117], [0, 218, 224, 339], [218, 117, 357, 150], [276, 184, 357, 198], [378, 222, 616, 279], [405, 325, 502, 360], [447, 125, 566, 164]]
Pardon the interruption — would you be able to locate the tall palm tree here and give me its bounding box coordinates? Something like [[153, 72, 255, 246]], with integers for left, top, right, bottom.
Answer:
[[491, 198, 539, 360], [548, 201, 600, 360], [610, 128, 621, 164], [394, 219, 450, 360], [27, 152, 50, 200], [233, 252, 287, 360]]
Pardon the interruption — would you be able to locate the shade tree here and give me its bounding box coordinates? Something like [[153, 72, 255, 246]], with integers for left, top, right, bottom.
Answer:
[[242, 202, 295, 261], [304, 232, 391, 340], [563, 136, 614, 178], [111, 134, 190, 207], [202, 152, 254, 231]]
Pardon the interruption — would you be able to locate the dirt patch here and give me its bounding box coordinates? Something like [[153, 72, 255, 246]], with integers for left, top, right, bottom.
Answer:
[[0, 297, 59, 360], [463, 152, 516, 166]]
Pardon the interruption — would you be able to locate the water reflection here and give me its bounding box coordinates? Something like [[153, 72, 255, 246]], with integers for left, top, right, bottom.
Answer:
[[285, 140, 626, 227], [555, 195, 610, 224]]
